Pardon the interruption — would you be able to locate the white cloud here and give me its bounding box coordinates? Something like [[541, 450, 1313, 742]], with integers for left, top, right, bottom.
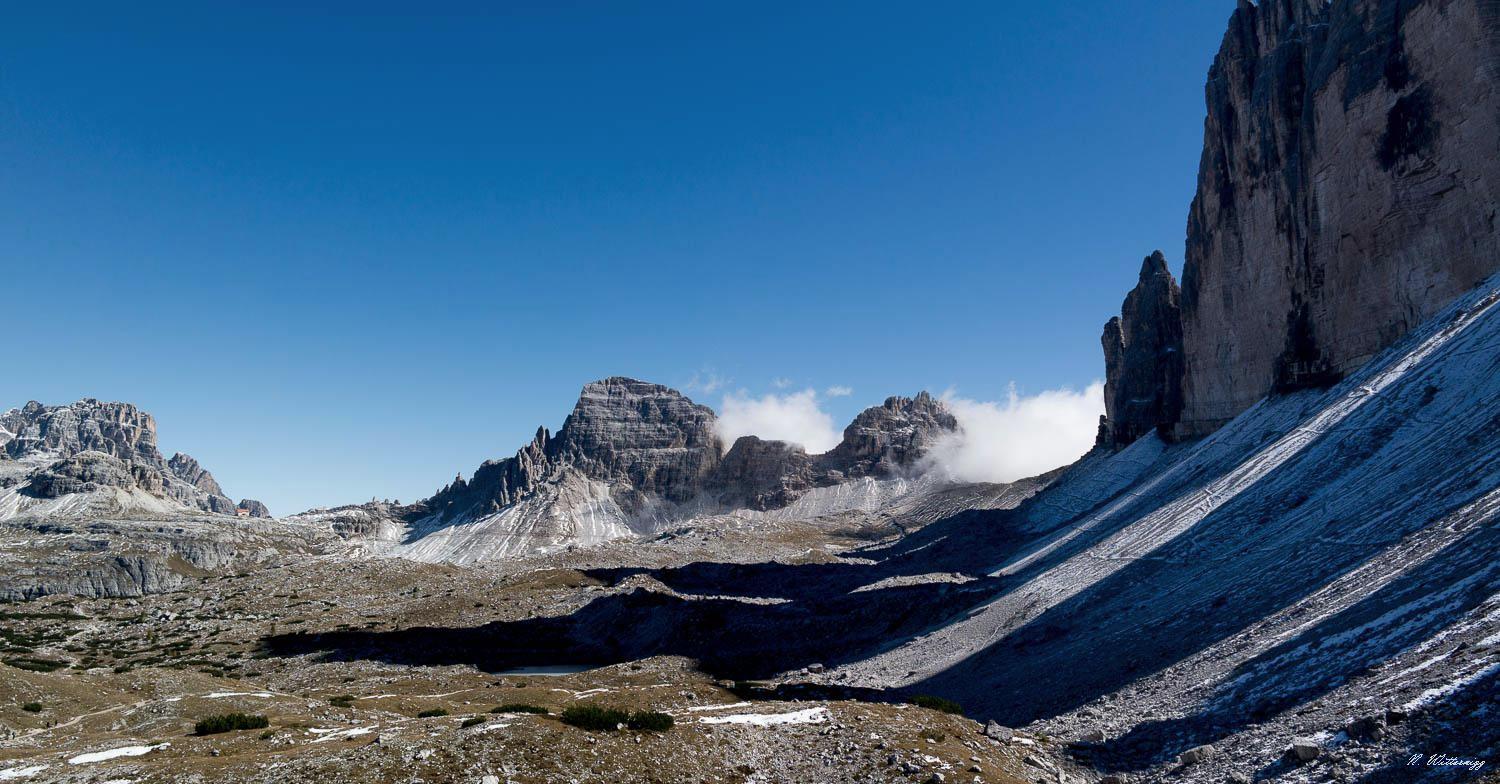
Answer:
[[825, 385, 853, 397], [920, 382, 1104, 484], [771, 377, 792, 389], [715, 389, 841, 453], [684, 372, 726, 395]]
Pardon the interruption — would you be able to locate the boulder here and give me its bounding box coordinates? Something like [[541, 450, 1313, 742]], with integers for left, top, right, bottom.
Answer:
[[1346, 715, 1384, 740], [983, 721, 1014, 742], [1178, 744, 1215, 766], [1289, 738, 1321, 762]]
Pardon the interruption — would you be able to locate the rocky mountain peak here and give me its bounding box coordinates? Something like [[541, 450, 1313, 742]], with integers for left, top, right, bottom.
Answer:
[[821, 391, 957, 478], [168, 452, 226, 497], [547, 377, 722, 506], [1, 399, 249, 517], [1099, 251, 1184, 448], [1, 399, 161, 466]]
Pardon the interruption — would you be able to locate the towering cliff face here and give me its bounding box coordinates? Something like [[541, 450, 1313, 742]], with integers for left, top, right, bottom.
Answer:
[[1100, 252, 1184, 446], [0, 399, 162, 465], [548, 377, 723, 507], [1103, 0, 1500, 445], [0, 399, 248, 517]]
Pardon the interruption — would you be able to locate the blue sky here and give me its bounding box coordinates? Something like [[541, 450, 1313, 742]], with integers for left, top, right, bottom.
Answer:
[[2, 2, 1234, 514]]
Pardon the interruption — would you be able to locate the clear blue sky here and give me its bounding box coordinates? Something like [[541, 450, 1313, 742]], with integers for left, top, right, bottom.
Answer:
[[2, 2, 1235, 514]]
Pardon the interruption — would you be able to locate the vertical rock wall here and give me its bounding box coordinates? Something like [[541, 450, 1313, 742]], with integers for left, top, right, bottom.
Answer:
[[1104, 0, 1500, 446]]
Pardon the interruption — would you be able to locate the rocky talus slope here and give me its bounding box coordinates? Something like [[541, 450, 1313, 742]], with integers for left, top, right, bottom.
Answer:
[[1101, 0, 1500, 447], [823, 272, 1500, 781]]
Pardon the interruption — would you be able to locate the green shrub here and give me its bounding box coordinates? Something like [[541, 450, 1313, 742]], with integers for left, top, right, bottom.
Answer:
[[908, 695, 963, 715], [560, 705, 673, 731], [491, 703, 548, 715], [195, 713, 269, 735], [3, 658, 67, 673], [21, 702, 42, 713], [416, 708, 449, 718], [460, 716, 485, 728], [560, 704, 631, 731], [626, 710, 674, 731], [328, 695, 355, 708]]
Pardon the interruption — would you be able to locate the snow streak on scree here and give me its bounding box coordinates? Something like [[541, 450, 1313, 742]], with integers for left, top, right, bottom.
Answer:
[[832, 275, 1500, 753]]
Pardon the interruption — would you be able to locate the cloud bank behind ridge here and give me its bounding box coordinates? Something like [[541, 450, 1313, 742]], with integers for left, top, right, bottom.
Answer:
[[712, 382, 1102, 483], [922, 382, 1104, 484], [715, 389, 842, 453]]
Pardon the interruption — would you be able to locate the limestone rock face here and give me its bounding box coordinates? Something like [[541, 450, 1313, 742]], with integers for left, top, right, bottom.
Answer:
[[167, 452, 225, 497], [0, 399, 253, 517], [819, 392, 958, 479], [26, 452, 165, 498], [0, 399, 161, 465], [709, 394, 959, 509], [548, 377, 722, 507], [425, 379, 723, 522], [1174, 0, 1500, 436], [711, 436, 815, 511], [1100, 252, 1184, 447]]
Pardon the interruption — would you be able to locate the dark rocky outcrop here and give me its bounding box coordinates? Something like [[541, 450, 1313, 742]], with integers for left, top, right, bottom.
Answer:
[[711, 436, 815, 511], [237, 499, 272, 518], [1099, 252, 1184, 448], [25, 452, 165, 498], [1103, 0, 1500, 440]]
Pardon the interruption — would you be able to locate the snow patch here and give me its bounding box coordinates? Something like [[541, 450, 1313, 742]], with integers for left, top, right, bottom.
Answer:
[[67, 744, 169, 765], [699, 707, 829, 726], [309, 727, 376, 743], [684, 701, 753, 712]]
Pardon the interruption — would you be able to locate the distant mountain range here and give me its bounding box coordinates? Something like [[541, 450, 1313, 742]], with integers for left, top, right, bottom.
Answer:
[[0, 399, 269, 521]]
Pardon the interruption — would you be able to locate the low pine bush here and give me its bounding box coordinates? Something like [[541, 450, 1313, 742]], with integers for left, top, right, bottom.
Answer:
[[560, 704, 631, 731], [561, 705, 674, 732], [195, 713, 269, 735], [489, 701, 549, 713], [626, 710, 674, 731], [909, 694, 964, 715], [460, 716, 485, 728], [416, 708, 449, 718], [21, 702, 42, 713], [491, 703, 548, 714]]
